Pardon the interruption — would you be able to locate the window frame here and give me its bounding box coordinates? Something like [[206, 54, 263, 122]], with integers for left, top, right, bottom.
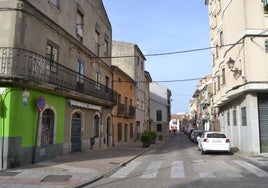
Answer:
[[49, 0, 60, 10], [241, 107, 247, 126], [46, 42, 59, 73], [156, 110, 162, 121], [233, 107, 237, 126]]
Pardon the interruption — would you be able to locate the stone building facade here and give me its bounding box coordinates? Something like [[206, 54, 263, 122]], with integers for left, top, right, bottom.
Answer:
[[0, 0, 114, 169]]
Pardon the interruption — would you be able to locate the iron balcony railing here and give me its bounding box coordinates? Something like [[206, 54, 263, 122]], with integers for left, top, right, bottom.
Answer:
[[117, 103, 135, 118], [0, 47, 115, 103]]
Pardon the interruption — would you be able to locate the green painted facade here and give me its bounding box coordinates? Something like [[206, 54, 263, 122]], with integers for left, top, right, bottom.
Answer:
[[0, 87, 65, 146], [0, 86, 65, 168]]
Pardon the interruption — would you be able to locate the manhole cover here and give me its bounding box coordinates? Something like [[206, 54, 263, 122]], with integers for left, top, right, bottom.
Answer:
[[0, 171, 20, 177], [41, 175, 72, 182]]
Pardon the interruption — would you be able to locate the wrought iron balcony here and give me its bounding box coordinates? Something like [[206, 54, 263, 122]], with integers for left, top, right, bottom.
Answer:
[[127, 105, 135, 118], [0, 47, 115, 104], [117, 103, 125, 115], [117, 103, 135, 118]]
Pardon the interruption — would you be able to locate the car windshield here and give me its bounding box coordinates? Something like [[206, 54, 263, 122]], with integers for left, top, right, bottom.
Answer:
[[207, 133, 226, 138]]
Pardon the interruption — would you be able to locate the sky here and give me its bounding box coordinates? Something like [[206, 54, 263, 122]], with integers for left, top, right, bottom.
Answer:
[[102, 0, 211, 114]]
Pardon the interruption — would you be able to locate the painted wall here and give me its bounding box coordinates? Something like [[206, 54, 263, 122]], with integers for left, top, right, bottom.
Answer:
[[0, 87, 65, 167]]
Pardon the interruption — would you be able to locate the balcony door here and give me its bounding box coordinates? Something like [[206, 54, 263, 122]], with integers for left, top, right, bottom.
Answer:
[[76, 59, 85, 91]]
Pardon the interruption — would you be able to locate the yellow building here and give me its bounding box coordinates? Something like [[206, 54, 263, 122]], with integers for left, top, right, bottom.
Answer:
[[112, 66, 136, 145]]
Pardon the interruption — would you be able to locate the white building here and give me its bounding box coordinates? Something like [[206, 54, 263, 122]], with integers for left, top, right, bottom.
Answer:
[[150, 82, 171, 135]]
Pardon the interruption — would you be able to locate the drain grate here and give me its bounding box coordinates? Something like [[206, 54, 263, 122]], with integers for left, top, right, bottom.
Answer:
[[41, 175, 72, 182], [0, 171, 20, 177]]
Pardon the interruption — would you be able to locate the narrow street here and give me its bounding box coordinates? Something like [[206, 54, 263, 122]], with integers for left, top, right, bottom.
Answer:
[[86, 133, 268, 188]]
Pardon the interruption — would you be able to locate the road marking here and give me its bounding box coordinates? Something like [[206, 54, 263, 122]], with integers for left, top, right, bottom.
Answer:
[[234, 160, 268, 177], [227, 171, 244, 178], [140, 161, 162, 178], [110, 161, 141, 178], [170, 161, 185, 178]]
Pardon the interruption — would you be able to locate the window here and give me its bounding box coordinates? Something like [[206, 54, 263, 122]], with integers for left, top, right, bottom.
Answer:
[[215, 44, 219, 58], [233, 107, 237, 126], [157, 124, 162, 132], [227, 111, 230, 126], [241, 107, 247, 126], [118, 94, 121, 104], [94, 115, 99, 138], [77, 59, 84, 85], [104, 34, 109, 56], [220, 31, 224, 47], [217, 76, 220, 90], [124, 97, 128, 113], [49, 0, 60, 9], [46, 43, 59, 73], [156, 110, 162, 121], [105, 76, 109, 92], [76, 10, 84, 41], [95, 23, 100, 56], [95, 68, 101, 90], [41, 109, 55, 147], [137, 56, 140, 66], [222, 68, 225, 85]]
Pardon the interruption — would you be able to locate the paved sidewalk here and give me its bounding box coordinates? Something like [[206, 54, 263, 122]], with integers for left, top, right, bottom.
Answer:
[[0, 140, 160, 188]]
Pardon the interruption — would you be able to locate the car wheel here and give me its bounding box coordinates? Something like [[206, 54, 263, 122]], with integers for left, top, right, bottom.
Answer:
[[201, 148, 206, 155]]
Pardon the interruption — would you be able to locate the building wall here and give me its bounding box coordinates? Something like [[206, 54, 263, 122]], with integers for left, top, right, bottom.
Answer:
[[149, 83, 170, 135], [0, 87, 65, 168], [0, 0, 114, 168], [206, 0, 268, 154], [112, 41, 147, 140], [112, 66, 136, 145]]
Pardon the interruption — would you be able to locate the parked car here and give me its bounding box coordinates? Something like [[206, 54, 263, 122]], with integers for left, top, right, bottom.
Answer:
[[193, 130, 205, 144], [197, 132, 232, 155], [190, 130, 200, 142], [186, 128, 196, 138]]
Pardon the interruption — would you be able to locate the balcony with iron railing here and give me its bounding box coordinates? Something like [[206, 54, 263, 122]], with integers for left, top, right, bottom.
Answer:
[[117, 103, 135, 118], [0, 47, 115, 104]]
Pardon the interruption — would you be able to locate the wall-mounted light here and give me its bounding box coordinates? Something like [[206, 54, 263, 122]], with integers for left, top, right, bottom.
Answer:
[[226, 58, 242, 75]]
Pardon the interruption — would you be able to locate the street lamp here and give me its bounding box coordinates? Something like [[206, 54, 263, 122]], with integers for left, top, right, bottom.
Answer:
[[226, 58, 242, 75]]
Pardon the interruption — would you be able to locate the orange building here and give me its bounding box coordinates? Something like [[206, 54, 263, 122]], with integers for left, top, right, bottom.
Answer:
[[112, 66, 136, 145]]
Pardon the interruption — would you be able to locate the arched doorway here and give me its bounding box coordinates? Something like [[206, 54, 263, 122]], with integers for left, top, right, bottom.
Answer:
[[71, 112, 82, 153], [41, 109, 55, 147]]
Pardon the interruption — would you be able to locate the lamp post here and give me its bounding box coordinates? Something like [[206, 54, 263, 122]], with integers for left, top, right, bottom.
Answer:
[[226, 58, 242, 75]]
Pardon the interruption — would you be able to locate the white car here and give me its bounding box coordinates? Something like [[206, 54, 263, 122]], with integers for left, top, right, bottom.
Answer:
[[197, 132, 232, 155]]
